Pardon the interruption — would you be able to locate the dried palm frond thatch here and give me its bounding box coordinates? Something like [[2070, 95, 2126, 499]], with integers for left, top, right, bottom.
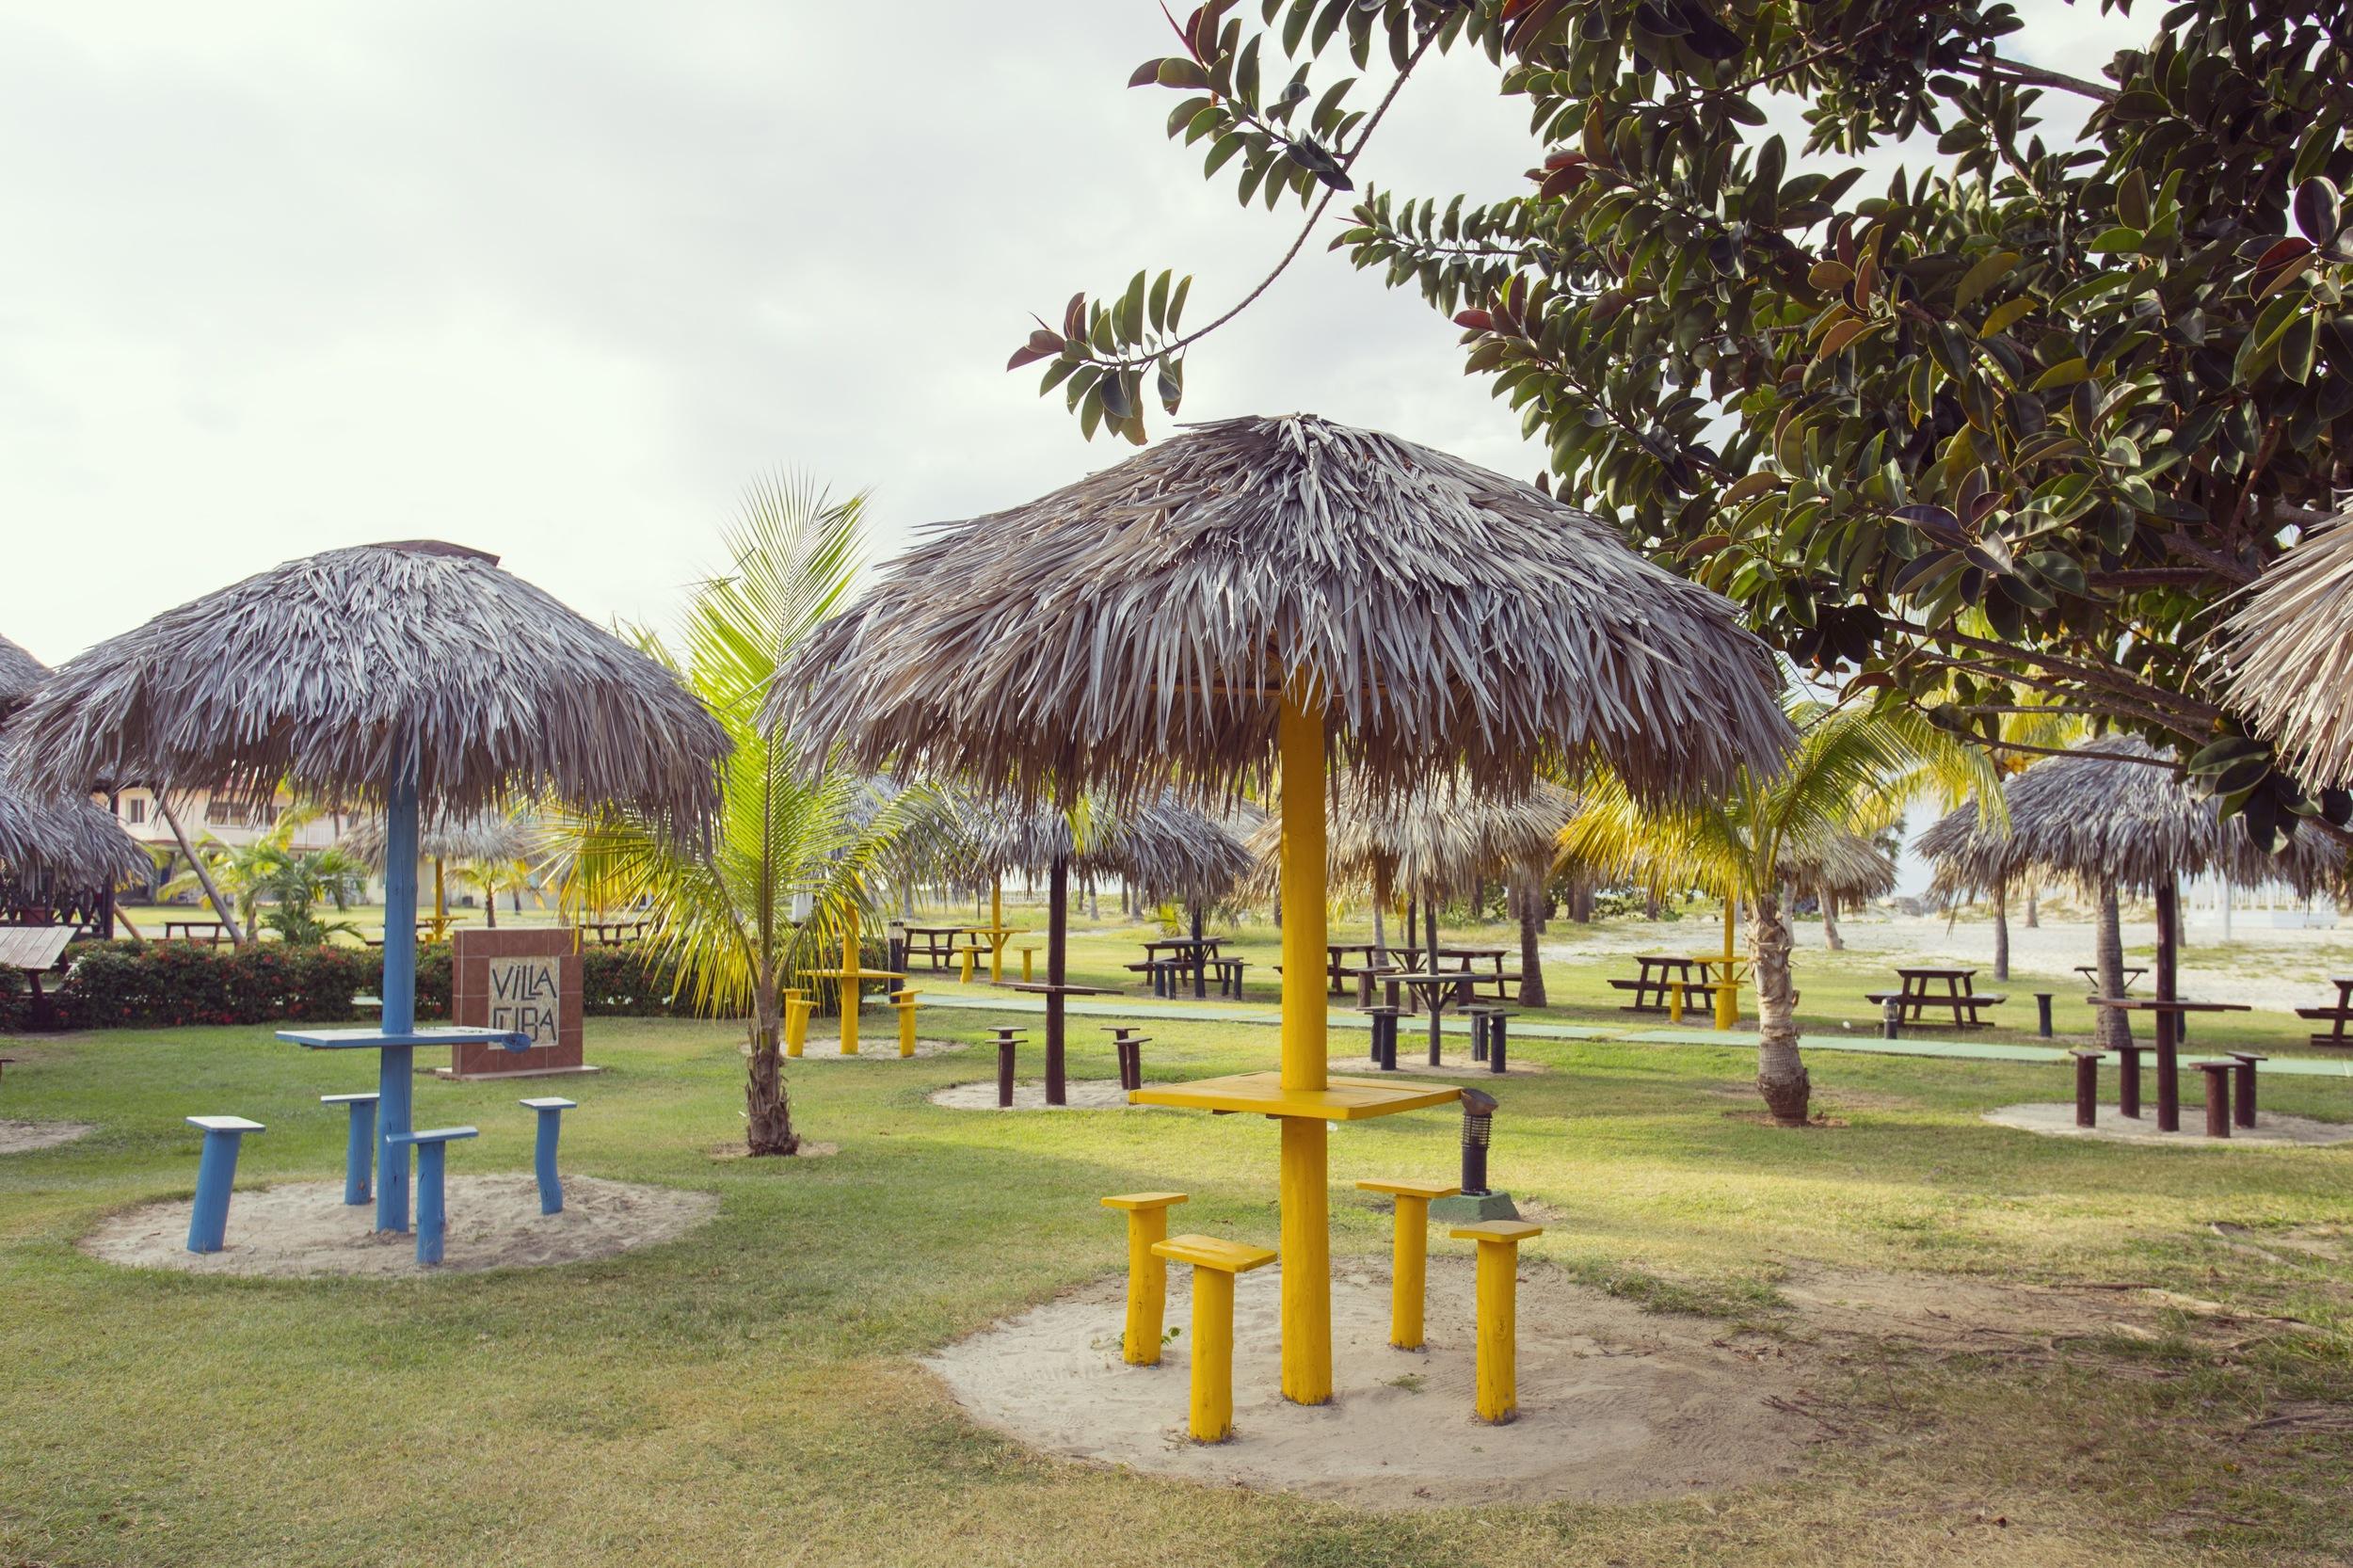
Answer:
[[771, 414, 1790, 806], [340, 808, 540, 872], [960, 791, 1253, 906], [2220, 509, 2353, 790], [1779, 823, 1897, 904], [1245, 775, 1577, 901], [0, 633, 47, 723], [1918, 737, 2342, 898], [0, 767, 151, 890], [6, 541, 728, 827]]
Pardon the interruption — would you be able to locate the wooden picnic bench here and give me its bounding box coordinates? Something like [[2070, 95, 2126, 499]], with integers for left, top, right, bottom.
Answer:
[[2074, 964, 2147, 994], [1434, 946, 1521, 1001], [1867, 966, 2004, 1029], [2294, 976, 2353, 1048], [0, 926, 77, 1030], [161, 919, 231, 947], [1609, 953, 1718, 1013]]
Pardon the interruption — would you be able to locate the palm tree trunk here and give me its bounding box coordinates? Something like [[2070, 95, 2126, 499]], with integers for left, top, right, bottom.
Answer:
[[744, 979, 799, 1156], [2094, 880, 2132, 1049], [1818, 885, 1844, 951], [1752, 889, 1810, 1125], [1514, 871, 1548, 1006], [1992, 877, 2011, 982], [2023, 883, 2039, 929], [484, 885, 498, 928]]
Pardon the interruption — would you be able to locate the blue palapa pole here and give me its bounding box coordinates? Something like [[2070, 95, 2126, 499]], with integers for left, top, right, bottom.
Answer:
[[376, 762, 420, 1232]]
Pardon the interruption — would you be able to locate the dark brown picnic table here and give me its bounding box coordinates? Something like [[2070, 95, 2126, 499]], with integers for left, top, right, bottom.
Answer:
[[2296, 976, 2353, 1048], [2088, 996, 2252, 1132], [1610, 953, 1719, 1013], [1868, 966, 2005, 1029], [1140, 936, 1222, 998], [1385, 969, 1481, 1065], [2075, 964, 2148, 993], [162, 919, 231, 946], [1433, 946, 1521, 1000], [896, 923, 980, 972]]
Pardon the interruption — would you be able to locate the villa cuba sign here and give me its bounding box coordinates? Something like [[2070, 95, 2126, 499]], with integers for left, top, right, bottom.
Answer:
[[488, 954, 564, 1045], [449, 929, 588, 1079]]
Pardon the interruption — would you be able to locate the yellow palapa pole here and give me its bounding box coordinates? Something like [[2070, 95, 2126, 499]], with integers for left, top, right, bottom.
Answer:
[[840, 903, 860, 1055], [1277, 683, 1332, 1405], [989, 877, 1005, 982]]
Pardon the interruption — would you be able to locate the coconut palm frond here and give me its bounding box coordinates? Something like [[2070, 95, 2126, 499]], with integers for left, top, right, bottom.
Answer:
[[2222, 508, 2353, 788]]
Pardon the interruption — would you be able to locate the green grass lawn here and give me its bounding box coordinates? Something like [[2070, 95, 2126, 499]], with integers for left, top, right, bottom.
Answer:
[[5, 910, 2351, 1566]]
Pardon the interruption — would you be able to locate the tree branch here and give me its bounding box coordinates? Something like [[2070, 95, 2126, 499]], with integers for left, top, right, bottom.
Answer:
[[1982, 55, 2117, 104]]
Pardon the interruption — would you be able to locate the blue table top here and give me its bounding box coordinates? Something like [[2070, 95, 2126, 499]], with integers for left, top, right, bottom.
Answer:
[[277, 1026, 532, 1051]]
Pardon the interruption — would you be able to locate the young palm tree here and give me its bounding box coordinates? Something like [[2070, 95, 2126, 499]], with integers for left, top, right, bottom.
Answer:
[[545, 477, 952, 1156], [1561, 698, 1998, 1126]]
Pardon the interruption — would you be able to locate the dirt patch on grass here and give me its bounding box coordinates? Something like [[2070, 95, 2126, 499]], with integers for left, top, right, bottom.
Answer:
[[79, 1174, 718, 1277], [1985, 1102, 2353, 1147], [926, 1080, 1138, 1111], [923, 1259, 2130, 1509], [0, 1119, 93, 1154]]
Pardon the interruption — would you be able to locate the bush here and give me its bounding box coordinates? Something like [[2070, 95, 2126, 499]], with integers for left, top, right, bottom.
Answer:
[[26, 939, 376, 1031]]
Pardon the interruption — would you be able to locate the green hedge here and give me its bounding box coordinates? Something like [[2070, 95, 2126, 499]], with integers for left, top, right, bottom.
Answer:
[[0, 936, 872, 1032]]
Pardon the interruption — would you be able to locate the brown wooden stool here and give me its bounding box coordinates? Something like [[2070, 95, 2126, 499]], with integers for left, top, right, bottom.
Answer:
[[2069, 1048, 2109, 1128], [2193, 1059, 2233, 1138], [2227, 1051, 2265, 1128]]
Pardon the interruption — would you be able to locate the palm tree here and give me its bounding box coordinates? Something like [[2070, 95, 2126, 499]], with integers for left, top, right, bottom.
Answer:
[[545, 477, 953, 1156], [1561, 697, 1997, 1126]]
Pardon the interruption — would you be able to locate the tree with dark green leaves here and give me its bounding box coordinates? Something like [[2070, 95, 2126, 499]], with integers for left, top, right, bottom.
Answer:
[[1014, 1, 2353, 845]]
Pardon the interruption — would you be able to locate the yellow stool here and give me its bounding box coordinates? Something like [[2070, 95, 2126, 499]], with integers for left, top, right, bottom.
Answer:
[[891, 988, 920, 1057], [1666, 980, 1686, 1023], [1151, 1234, 1276, 1442], [1714, 977, 1741, 1031], [783, 989, 809, 1057], [1101, 1192, 1189, 1365], [957, 948, 979, 984], [1355, 1178, 1460, 1350], [1019, 943, 1042, 983], [1449, 1220, 1545, 1423]]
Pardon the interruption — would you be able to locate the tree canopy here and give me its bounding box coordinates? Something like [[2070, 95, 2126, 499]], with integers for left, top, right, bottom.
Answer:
[[1014, 0, 2353, 845]]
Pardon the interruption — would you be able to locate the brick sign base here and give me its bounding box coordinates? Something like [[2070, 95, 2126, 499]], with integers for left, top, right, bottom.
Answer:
[[442, 928, 598, 1080]]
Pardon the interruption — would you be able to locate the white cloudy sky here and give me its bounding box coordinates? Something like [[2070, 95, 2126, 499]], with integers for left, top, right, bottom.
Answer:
[[5, 1, 2148, 673]]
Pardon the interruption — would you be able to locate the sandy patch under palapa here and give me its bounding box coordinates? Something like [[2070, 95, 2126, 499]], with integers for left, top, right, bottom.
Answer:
[[928, 1080, 1137, 1111], [0, 1119, 93, 1154], [79, 1173, 718, 1277], [924, 1258, 2126, 1509], [1985, 1102, 2353, 1146]]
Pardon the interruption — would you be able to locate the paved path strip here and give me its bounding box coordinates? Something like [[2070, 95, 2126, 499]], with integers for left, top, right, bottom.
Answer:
[[919, 989, 2353, 1078]]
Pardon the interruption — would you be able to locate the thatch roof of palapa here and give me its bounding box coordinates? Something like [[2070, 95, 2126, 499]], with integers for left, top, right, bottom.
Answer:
[[2221, 509, 2353, 790], [1918, 738, 2342, 898], [340, 808, 541, 871], [1780, 823, 1897, 903], [0, 633, 47, 722], [961, 792, 1254, 904], [6, 542, 728, 828], [0, 778, 152, 890], [770, 414, 1791, 807], [1245, 776, 1577, 900]]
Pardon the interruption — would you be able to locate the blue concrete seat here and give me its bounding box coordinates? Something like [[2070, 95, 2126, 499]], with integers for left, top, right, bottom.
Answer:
[[383, 1126, 478, 1264], [518, 1096, 577, 1215], [184, 1116, 265, 1254], [320, 1092, 379, 1206]]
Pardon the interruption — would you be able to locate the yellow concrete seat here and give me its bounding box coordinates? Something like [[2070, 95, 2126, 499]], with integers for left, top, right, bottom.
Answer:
[[1103, 1191, 1189, 1367], [1018, 942, 1043, 983], [1356, 1178, 1461, 1351], [890, 988, 921, 1057], [1449, 1220, 1545, 1423], [1150, 1232, 1277, 1442]]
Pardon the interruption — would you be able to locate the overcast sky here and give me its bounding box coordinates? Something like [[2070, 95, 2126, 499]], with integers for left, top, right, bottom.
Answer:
[[3, 0, 2153, 682]]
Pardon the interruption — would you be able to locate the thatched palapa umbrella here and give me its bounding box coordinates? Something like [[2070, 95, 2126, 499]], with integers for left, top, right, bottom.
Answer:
[[1918, 736, 2339, 1128], [2222, 510, 2353, 791], [772, 413, 1787, 1405], [1780, 824, 1896, 952], [342, 808, 542, 931], [8, 540, 726, 1232], [1248, 776, 1576, 1046], [962, 791, 1249, 1100], [0, 633, 148, 935]]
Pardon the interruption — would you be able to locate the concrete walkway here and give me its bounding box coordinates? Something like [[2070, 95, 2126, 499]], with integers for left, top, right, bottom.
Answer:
[[919, 987, 2353, 1079]]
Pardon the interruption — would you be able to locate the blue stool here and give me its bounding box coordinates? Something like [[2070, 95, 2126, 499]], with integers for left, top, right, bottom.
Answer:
[[384, 1126, 478, 1264], [320, 1092, 379, 1206], [519, 1096, 577, 1215], [184, 1115, 265, 1254]]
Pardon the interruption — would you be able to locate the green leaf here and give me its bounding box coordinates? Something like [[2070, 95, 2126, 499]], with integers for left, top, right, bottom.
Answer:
[[1158, 57, 1211, 90], [1953, 250, 2020, 312], [2086, 226, 2145, 255]]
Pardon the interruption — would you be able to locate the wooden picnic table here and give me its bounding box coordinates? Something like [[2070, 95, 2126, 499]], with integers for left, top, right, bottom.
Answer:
[[1323, 941, 1383, 995], [1142, 936, 1222, 999], [2074, 964, 2148, 993], [1609, 953, 1721, 1014], [2088, 996, 2251, 1132], [1868, 966, 2005, 1030], [578, 919, 651, 947], [2295, 975, 2353, 1048], [162, 919, 231, 946], [1385, 970, 1481, 1065], [1433, 945, 1520, 1000], [0, 926, 76, 1030], [895, 923, 975, 972]]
